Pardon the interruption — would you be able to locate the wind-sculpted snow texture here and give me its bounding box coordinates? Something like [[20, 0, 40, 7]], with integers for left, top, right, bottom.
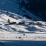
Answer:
[[0, 10, 46, 33], [0, 10, 46, 41], [0, 0, 46, 41]]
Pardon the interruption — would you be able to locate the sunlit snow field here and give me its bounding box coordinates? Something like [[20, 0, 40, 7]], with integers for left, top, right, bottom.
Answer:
[[0, 0, 46, 46]]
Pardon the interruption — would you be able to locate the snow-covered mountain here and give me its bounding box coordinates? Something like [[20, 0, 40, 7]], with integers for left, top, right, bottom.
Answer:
[[0, 0, 42, 20], [0, 0, 46, 41], [0, 9, 46, 40], [0, 9, 46, 32]]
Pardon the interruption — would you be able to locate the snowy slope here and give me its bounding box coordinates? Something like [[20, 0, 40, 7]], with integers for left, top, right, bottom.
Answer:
[[0, 10, 46, 40], [0, 10, 46, 33], [0, 0, 42, 20], [0, 0, 46, 41]]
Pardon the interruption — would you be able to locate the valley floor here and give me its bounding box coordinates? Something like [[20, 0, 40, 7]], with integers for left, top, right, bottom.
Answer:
[[0, 31, 46, 41]]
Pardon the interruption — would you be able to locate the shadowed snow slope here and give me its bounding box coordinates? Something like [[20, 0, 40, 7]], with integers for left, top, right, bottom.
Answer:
[[1, 41, 46, 46], [0, 0, 42, 20]]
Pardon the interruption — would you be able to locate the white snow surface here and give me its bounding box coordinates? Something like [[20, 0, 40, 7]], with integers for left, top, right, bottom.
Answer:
[[0, 0, 46, 41], [0, 10, 46, 41]]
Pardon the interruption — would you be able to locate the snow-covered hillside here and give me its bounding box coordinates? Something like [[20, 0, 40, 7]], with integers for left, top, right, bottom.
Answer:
[[0, 0, 42, 20], [0, 10, 46, 40], [0, 0, 46, 41], [0, 10, 46, 33]]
